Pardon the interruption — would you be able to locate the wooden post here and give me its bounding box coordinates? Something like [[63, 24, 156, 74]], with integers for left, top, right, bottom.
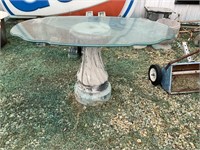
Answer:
[[0, 11, 9, 48]]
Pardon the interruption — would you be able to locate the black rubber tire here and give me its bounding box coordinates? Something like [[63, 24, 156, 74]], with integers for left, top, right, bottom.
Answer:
[[148, 64, 162, 86]]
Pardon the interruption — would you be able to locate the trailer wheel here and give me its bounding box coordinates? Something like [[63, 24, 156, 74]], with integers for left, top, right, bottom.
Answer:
[[148, 64, 162, 86]]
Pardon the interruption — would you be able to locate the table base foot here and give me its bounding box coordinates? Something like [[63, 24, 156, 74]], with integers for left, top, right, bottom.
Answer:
[[74, 82, 111, 106], [68, 46, 82, 59]]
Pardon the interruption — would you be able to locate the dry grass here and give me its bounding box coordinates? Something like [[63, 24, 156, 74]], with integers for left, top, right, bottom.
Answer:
[[0, 19, 199, 150]]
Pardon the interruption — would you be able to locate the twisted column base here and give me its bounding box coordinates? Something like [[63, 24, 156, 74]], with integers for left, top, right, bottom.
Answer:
[[74, 81, 111, 106]]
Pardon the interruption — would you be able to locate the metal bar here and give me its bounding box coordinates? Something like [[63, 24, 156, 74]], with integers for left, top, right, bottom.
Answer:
[[172, 70, 200, 75], [182, 42, 193, 62], [165, 49, 200, 70]]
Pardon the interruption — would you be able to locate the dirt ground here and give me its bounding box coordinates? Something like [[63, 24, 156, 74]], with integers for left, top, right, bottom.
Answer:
[[0, 19, 199, 150]]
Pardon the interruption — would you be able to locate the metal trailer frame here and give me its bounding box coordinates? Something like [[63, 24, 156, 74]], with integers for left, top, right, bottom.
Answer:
[[148, 42, 200, 94], [161, 61, 200, 94]]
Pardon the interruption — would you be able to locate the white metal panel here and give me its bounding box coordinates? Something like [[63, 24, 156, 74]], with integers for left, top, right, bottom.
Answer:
[[174, 5, 200, 21], [132, 0, 146, 17], [132, 0, 200, 21]]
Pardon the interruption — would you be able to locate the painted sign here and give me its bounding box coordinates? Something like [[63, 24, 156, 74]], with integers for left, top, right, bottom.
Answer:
[[0, 0, 136, 17]]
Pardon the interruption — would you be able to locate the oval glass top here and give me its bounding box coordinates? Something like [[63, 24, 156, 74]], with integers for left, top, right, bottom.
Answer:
[[10, 16, 175, 47]]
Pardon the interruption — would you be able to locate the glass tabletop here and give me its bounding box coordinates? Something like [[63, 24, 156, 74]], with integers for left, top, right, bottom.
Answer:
[[10, 16, 175, 47]]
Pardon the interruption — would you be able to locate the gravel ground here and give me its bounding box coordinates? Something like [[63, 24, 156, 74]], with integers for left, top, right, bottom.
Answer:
[[0, 19, 199, 150]]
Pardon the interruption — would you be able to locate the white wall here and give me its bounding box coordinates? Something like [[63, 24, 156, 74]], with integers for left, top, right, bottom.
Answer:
[[132, 0, 200, 21], [132, 0, 146, 18]]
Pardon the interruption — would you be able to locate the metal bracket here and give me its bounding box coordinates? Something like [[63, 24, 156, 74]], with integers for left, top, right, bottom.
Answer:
[[85, 11, 93, 16], [98, 11, 106, 17], [182, 42, 194, 62]]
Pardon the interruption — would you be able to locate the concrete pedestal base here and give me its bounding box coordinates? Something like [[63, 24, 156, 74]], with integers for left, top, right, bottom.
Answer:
[[70, 22, 112, 105], [74, 82, 111, 106]]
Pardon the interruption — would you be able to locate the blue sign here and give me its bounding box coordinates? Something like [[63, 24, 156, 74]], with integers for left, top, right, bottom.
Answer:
[[9, 0, 72, 12]]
